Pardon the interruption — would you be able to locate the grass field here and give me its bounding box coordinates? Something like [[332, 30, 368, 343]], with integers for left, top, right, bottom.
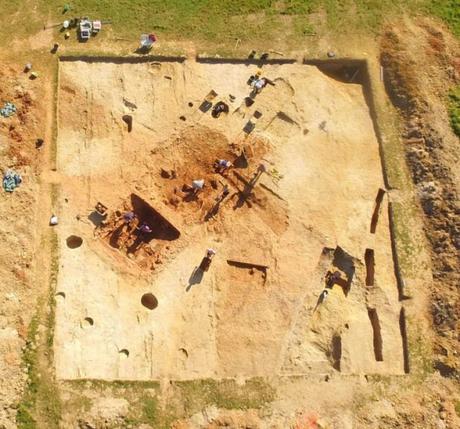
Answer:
[[448, 85, 460, 137], [1, 0, 458, 48], [427, 0, 460, 36]]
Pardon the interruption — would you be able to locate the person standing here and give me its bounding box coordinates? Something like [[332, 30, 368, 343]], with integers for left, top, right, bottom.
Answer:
[[199, 248, 216, 272]]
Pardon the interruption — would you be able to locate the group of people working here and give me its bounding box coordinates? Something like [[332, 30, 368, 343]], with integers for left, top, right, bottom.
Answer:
[[189, 158, 233, 196]]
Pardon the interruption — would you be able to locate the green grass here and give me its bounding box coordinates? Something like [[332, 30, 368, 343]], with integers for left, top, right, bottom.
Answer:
[[426, 0, 460, 37], [17, 315, 40, 429], [67, 379, 161, 390], [175, 377, 275, 412], [66, 380, 168, 427], [0, 0, 305, 45], [448, 84, 460, 137], [141, 396, 160, 423], [17, 311, 61, 429], [1, 0, 456, 51], [49, 0, 315, 44], [45, 0, 413, 39], [0, 1, 47, 41], [46, 213, 59, 351], [408, 321, 435, 378], [135, 395, 180, 428], [315, 0, 400, 33], [17, 184, 62, 429], [390, 200, 426, 279], [455, 400, 460, 417], [64, 377, 275, 428], [51, 60, 60, 170]]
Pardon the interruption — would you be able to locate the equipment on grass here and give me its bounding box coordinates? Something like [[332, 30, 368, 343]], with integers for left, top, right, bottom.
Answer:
[[79, 17, 92, 40], [92, 20, 102, 33], [139, 33, 157, 50]]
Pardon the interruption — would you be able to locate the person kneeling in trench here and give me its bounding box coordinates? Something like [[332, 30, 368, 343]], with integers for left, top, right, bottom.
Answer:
[[214, 159, 232, 175], [127, 222, 153, 253], [123, 211, 136, 230], [137, 222, 152, 234]]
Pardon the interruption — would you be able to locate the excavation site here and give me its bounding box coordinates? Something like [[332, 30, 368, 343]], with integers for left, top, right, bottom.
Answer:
[[3, 4, 460, 427], [51, 57, 407, 381]]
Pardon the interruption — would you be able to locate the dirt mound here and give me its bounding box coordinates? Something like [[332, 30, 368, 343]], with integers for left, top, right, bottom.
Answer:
[[0, 63, 48, 426], [0, 67, 40, 168], [155, 126, 239, 211], [381, 19, 460, 378], [143, 125, 287, 233]]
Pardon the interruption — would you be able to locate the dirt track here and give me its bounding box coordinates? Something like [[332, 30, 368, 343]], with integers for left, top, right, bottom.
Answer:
[[0, 63, 54, 427]]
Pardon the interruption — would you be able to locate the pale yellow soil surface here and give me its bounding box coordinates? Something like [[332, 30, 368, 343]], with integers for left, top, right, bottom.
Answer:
[[53, 59, 405, 382]]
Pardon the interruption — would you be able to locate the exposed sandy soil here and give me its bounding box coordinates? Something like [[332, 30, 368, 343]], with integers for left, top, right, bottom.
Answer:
[[53, 59, 405, 383], [0, 64, 50, 428]]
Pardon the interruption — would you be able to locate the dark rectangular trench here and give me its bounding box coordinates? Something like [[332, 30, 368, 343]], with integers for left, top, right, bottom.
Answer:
[[370, 188, 386, 233], [365, 248, 375, 286], [368, 308, 383, 362]]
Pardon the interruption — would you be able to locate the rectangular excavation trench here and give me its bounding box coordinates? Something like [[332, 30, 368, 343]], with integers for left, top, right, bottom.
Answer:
[[370, 188, 386, 233], [388, 202, 407, 300], [331, 335, 342, 371], [368, 308, 384, 362], [365, 248, 375, 287], [53, 56, 408, 380], [399, 307, 410, 373]]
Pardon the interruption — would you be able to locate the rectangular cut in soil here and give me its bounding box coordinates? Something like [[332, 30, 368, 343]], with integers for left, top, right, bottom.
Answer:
[[54, 58, 405, 381]]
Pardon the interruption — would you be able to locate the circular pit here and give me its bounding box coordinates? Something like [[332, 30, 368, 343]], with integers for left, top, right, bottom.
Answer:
[[119, 349, 129, 358], [82, 317, 94, 328], [66, 235, 83, 249], [141, 293, 158, 310]]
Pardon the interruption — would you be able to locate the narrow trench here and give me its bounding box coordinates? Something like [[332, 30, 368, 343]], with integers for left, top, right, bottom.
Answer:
[[399, 307, 410, 373], [370, 188, 386, 233], [331, 335, 342, 371], [365, 248, 375, 286], [367, 308, 383, 361]]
